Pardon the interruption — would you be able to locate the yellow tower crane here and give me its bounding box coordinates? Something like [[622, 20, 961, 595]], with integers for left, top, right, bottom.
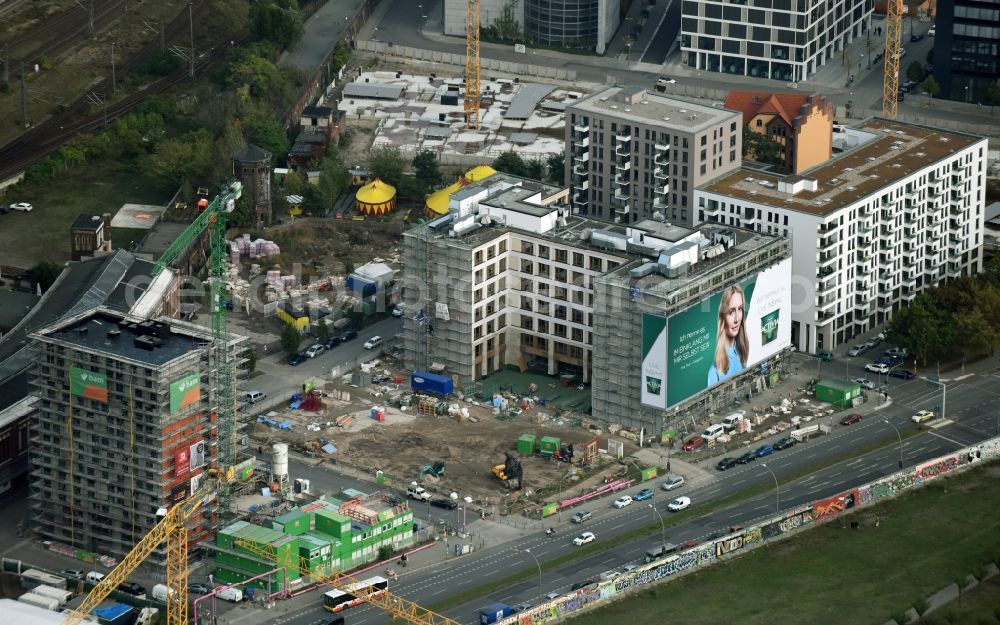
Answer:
[[882, 0, 904, 119], [232, 540, 461, 625], [465, 0, 481, 129], [60, 469, 237, 625]]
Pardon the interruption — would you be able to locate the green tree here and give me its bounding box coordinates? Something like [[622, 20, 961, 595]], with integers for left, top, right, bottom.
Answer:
[[318, 155, 351, 212], [248, 119, 289, 159], [27, 261, 62, 292], [983, 255, 1000, 288], [906, 61, 925, 85], [886, 292, 955, 364], [280, 323, 303, 355], [367, 145, 407, 187], [395, 175, 427, 201], [245, 349, 258, 374], [921, 75, 940, 100], [229, 195, 258, 228], [492, 150, 528, 177], [546, 152, 565, 185], [412, 150, 442, 188], [143, 129, 214, 185], [331, 41, 352, 72], [226, 53, 289, 100], [953, 309, 997, 358], [742, 131, 784, 166], [315, 319, 330, 344], [985, 83, 1000, 115], [249, 0, 304, 50]]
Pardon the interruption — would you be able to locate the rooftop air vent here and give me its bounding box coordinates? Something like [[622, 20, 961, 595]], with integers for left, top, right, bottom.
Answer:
[[107, 329, 120, 339], [78, 327, 88, 335]]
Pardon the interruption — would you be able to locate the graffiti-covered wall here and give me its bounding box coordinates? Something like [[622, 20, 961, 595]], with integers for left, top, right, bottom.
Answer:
[[499, 437, 1000, 625]]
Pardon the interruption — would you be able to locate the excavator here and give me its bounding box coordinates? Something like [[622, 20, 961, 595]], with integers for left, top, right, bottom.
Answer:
[[491, 452, 523, 489]]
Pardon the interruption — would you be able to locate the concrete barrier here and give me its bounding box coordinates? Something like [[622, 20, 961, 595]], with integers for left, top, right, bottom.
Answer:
[[356, 40, 576, 81]]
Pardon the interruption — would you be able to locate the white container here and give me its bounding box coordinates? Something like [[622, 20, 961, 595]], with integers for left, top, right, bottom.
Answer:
[[272, 443, 289, 479]]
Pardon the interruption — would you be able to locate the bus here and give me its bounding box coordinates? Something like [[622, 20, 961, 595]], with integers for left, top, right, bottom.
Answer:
[[322, 576, 389, 613]]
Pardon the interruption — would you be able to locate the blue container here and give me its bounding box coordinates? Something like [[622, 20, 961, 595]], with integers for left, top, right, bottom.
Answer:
[[411, 371, 454, 396], [370, 407, 378, 419], [479, 602, 512, 625], [346, 274, 378, 297]]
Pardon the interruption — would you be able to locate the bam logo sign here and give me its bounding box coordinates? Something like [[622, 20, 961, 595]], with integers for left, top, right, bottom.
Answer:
[[71, 367, 108, 403], [169, 373, 202, 413]]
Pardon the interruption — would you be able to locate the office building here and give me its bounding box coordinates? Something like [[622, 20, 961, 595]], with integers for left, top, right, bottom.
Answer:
[[29, 307, 247, 563], [931, 0, 1000, 103], [566, 87, 742, 227], [680, 0, 873, 82], [696, 118, 987, 353], [724, 91, 834, 174]]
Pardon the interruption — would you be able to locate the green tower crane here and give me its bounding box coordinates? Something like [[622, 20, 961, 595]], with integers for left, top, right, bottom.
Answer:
[[152, 180, 243, 516]]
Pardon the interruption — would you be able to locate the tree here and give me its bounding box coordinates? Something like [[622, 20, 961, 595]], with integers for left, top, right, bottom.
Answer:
[[229, 195, 257, 228], [985, 83, 1000, 115], [280, 323, 303, 355], [248, 119, 289, 160], [367, 145, 407, 187], [742, 131, 784, 167], [245, 349, 258, 374], [318, 156, 351, 212], [546, 152, 565, 185], [492, 151, 528, 177], [886, 292, 955, 364], [412, 150, 442, 188], [906, 61, 925, 85], [921, 75, 940, 100], [249, 0, 304, 50], [525, 158, 544, 181], [226, 52, 289, 101], [315, 319, 330, 344], [143, 129, 214, 185], [27, 261, 62, 292]]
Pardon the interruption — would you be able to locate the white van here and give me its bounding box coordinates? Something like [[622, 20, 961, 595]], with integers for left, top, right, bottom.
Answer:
[[721, 412, 745, 432], [152, 584, 176, 602], [85, 571, 105, 583], [217, 586, 243, 602], [363, 336, 383, 350], [243, 390, 266, 404], [701, 424, 725, 442]]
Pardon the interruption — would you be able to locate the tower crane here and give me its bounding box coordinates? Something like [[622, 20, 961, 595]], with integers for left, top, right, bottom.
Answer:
[[882, 0, 904, 119], [60, 469, 237, 625], [465, 0, 481, 129], [233, 540, 461, 625]]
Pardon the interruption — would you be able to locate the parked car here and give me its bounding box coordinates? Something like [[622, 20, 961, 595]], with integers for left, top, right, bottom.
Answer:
[[910, 33, 923, 42], [511, 602, 534, 614], [814, 351, 834, 361], [188, 583, 210, 595], [363, 335, 383, 350], [661, 473, 685, 491], [847, 345, 867, 356], [865, 335, 883, 348], [737, 450, 757, 464], [544, 591, 561, 601], [840, 413, 864, 426], [716, 457, 738, 471], [622, 563, 639, 572], [889, 369, 916, 380], [755, 444, 774, 458], [682, 436, 706, 452], [912, 409, 935, 424], [287, 353, 307, 366], [667, 496, 691, 512], [865, 363, 889, 374], [117, 582, 147, 599], [852, 377, 876, 390], [430, 498, 457, 509], [613, 495, 633, 508], [61, 569, 85, 579], [573, 531, 596, 546], [10, 202, 33, 212], [927, 27, 935, 36], [337, 330, 358, 342], [773, 437, 797, 451], [392, 305, 405, 317], [657, 76, 676, 84], [303, 343, 326, 359], [571, 510, 592, 523], [634, 488, 654, 501], [0, 204, 9, 214], [323, 335, 341, 349], [886, 347, 910, 358], [896, 90, 905, 102], [873, 356, 895, 366], [570, 579, 597, 590]]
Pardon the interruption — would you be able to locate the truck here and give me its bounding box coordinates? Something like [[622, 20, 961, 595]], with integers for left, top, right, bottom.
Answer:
[[478, 602, 513, 625], [17, 592, 62, 611], [31, 584, 73, 607], [644, 543, 679, 563], [407, 482, 431, 501], [411, 371, 454, 396]]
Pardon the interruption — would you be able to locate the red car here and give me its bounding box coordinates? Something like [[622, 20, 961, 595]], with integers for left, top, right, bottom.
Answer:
[[840, 413, 863, 426], [682, 436, 706, 452]]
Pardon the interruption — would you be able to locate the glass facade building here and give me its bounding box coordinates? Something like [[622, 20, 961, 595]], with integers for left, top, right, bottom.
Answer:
[[932, 0, 1000, 103], [525, 0, 601, 49]]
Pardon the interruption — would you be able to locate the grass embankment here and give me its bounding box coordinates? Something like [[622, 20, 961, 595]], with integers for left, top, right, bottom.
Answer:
[[569, 463, 1000, 625]]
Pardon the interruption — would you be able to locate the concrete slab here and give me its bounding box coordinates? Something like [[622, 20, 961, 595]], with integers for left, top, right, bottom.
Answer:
[[110, 203, 165, 229]]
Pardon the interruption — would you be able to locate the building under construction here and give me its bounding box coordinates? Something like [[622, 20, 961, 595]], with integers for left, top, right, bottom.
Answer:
[[28, 307, 247, 564]]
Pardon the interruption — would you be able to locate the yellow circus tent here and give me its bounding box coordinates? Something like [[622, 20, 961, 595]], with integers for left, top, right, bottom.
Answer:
[[424, 178, 468, 217], [464, 164, 497, 182], [355, 178, 397, 215]]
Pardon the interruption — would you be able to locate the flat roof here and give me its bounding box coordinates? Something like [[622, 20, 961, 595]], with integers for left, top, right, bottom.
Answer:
[[343, 82, 405, 100], [700, 118, 984, 216], [505, 84, 554, 120], [36, 308, 211, 366], [571, 86, 738, 133], [632, 218, 693, 242]]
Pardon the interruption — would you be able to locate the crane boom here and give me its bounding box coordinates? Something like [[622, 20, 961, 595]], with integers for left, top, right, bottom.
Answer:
[[232, 540, 462, 625], [882, 0, 904, 119], [464, 0, 480, 129], [60, 470, 235, 625]]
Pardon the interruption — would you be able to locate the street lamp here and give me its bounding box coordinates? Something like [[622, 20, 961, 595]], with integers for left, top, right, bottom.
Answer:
[[525, 549, 542, 589], [648, 504, 666, 549], [884, 419, 903, 470], [924, 378, 947, 424], [760, 463, 779, 515], [965, 85, 970, 104]]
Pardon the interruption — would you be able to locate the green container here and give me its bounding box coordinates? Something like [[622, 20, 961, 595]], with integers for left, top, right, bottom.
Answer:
[[517, 434, 536, 456], [315, 509, 351, 538], [273, 509, 309, 536], [815, 379, 862, 408], [541, 503, 558, 517], [641, 467, 658, 481], [361, 300, 377, 316], [538, 435, 560, 455]]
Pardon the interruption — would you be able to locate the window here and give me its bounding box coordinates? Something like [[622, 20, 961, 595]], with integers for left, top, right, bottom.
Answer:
[[572, 252, 584, 267]]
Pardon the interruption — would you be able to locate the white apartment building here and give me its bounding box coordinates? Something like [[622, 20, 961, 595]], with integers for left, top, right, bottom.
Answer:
[[680, 0, 873, 82], [695, 118, 987, 353], [566, 87, 742, 228]]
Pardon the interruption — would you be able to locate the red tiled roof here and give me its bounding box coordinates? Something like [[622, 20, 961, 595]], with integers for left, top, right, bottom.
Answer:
[[724, 91, 812, 127]]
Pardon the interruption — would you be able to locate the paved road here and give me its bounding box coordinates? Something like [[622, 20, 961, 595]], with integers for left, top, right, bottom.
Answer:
[[279, 0, 366, 72]]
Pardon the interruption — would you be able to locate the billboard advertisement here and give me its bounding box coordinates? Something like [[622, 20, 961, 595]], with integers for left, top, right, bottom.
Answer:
[[641, 259, 792, 409], [175, 447, 190, 478], [70, 367, 108, 403], [170, 373, 201, 413], [190, 440, 206, 470]]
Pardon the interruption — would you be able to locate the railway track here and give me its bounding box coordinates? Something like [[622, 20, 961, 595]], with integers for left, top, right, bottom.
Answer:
[[4, 0, 131, 64], [0, 0, 229, 183]]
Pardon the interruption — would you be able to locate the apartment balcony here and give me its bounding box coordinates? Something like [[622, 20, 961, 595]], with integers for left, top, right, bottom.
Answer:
[[572, 192, 587, 205], [878, 296, 894, 311], [654, 184, 669, 195], [859, 220, 874, 234], [572, 179, 589, 192], [614, 160, 631, 173], [573, 151, 589, 163], [816, 309, 836, 323], [572, 164, 587, 177], [949, 204, 964, 217], [946, 262, 962, 277], [902, 227, 916, 241], [613, 199, 630, 216], [573, 124, 590, 135], [703, 201, 721, 217], [742, 213, 758, 227], [653, 196, 668, 209], [816, 295, 837, 310], [878, 282, 893, 297], [880, 209, 894, 222], [819, 235, 838, 251], [653, 167, 668, 180], [858, 264, 872, 275], [904, 188, 919, 200], [613, 188, 630, 201], [574, 136, 590, 149], [615, 144, 631, 157], [655, 141, 670, 152], [901, 272, 916, 288], [817, 265, 835, 278], [818, 251, 838, 267], [817, 277, 837, 294], [654, 153, 668, 166], [615, 132, 631, 143]]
